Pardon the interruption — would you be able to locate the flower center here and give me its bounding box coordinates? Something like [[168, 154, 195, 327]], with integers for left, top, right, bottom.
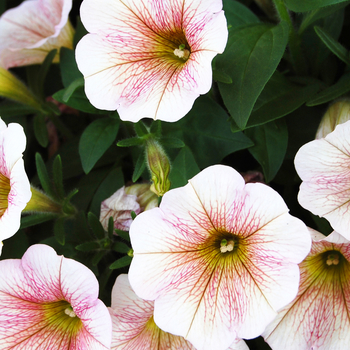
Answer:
[[173, 44, 190, 60], [0, 172, 10, 217], [326, 253, 340, 266], [220, 239, 235, 253]]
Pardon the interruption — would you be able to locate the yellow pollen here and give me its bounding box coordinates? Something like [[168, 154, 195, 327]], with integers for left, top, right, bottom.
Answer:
[[326, 253, 339, 266], [0, 172, 10, 217], [173, 45, 190, 60], [220, 239, 234, 253]]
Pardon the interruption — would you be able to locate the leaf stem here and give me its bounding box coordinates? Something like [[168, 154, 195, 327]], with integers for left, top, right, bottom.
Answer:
[[273, 0, 308, 75]]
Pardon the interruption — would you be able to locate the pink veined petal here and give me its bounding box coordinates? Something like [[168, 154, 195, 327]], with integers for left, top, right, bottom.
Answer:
[[295, 120, 350, 239], [263, 229, 350, 350], [129, 165, 311, 350], [76, 0, 227, 122]]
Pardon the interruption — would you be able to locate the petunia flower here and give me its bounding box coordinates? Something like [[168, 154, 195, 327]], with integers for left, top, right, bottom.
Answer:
[[0, 244, 112, 349], [0, 0, 74, 69], [109, 274, 249, 350], [100, 183, 158, 232], [295, 120, 350, 240], [0, 118, 31, 253], [75, 0, 228, 122], [262, 229, 350, 350], [128, 165, 311, 350]]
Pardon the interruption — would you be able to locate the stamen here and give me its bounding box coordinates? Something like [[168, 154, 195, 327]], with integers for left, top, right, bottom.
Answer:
[[173, 44, 190, 60], [64, 307, 77, 318], [220, 239, 234, 253], [326, 253, 339, 266]]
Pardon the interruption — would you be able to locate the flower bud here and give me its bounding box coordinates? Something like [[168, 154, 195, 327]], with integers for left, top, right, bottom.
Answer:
[[316, 99, 350, 139], [145, 139, 171, 196], [100, 184, 158, 232]]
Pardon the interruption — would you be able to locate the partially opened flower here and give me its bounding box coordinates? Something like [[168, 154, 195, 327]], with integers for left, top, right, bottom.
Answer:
[[100, 184, 158, 232], [263, 229, 350, 350], [76, 0, 228, 122], [109, 274, 248, 350], [0, 244, 112, 349], [128, 165, 311, 350], [0, 118, 31, 253], [295, 120, 350, 239], [0, 0, 74, 69]]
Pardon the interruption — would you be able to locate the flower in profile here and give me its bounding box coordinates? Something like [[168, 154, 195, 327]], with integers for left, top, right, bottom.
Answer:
[[76, 0, 228, 122], [100, 183, 158, 232], [128, 165, 311, 350], [0, 244, 112, 349], [263, 229, 350, 350], [0, 0, 74, 69], [109, 274, 248, 350], [315, 99, 350, 139], [295, 120, 350, 240], [0, 118, 31, 253]]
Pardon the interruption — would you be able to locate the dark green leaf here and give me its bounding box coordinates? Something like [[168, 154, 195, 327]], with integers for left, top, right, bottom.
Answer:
[[75, 241, 100, 252], [170, 147, 200, 189], [223, 0, 260, 29], [109, 255, 132, 270], [90, 167, 124, 215], [213, 70, 232, 84], [79, 117, 120, 174], [37, 49, 57, 97], [54, 218, 66, 245], [20, 213, 58, 229], [314, 25, 350, 64], [245, 119, 288, 183], [117, 137, 144, 147], [73, 16, 88, 47], [35, 153, 55, 199], [217, 22, 289, 129], [0, 101, 38, 117], [161, 137, 185, 148], [112, 241, 131, 254], [108, 216, 114, 239], [132, 151, 146, 182], [131, 211, 137, 220], [306, 71, 350, 106], [116, 229, 130, 242], [62, 78, 85, 102], [33, 114, 49, 147], [88, 212, 105, 239], [285, 0, 348, 12], [60, 48, 84, 87], [150, 120, 162, 137], [134, 121, 149, 137], [52, 155, 65, 200], [92, 251, 105, 266]]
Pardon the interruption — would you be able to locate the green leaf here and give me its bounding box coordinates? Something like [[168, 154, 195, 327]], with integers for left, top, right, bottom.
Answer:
[[75, 241, 100, 252], [52, 86, 101, 114], [170, 147, 200, 189], [298, 1, 350, 34], [59, 48, 84, 88], [62, 78, 85, 102], [213, 70, 233, 84], [90, 167, 124, 215], [245, 119, 288, 183], [108, 216, 114, 239], [73, 16, 88, 47], [116, 229, 130, 242], [236, 73, 320, 130], [223, 0, 260, 29], [109, 255, 132, 270], [88, 212, 105, 239], [306, 71, 350, 106], [79, 117, 120, 174], [0, 101, 38, 117], [132, 151, 146, 182], [54, 218, 66, 245], [92, 251, 105, 266], [217, 22, 289, 129], [37, 49, 57, 97], [20, 213, 58, 229], [314, 25, 350, 64], [52, 155, 65, 200], [35, 153, 55, 199], [112, 241, 131, 254], [285, 0, 348, 12], [33, 114, 49, 147], [161, 137, 185, 149], [134, 121, 149, 137], [150, 120, 162, 137], [117, 137, 144, 147]]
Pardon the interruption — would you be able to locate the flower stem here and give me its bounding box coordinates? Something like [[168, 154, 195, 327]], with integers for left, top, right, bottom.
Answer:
[[273, 0, 308, 75]]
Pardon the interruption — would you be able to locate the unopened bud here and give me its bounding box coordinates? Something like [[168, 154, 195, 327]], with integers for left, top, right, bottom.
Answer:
[[316, 99, 350, 139], [145, 139, 171, 196]]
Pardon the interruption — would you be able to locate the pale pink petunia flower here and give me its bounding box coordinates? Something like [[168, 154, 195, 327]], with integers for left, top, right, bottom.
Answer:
[[0, 118, 31, 253], [76, 0, 228, 122], [100, 184, 158, 232], [295, 120, 350, 240], [0, 0, 74, 69], [109, 274, 249, 350], [0, 244, 112, 349], [128, 165, 311, 350], [263, 229, 350, 350]]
